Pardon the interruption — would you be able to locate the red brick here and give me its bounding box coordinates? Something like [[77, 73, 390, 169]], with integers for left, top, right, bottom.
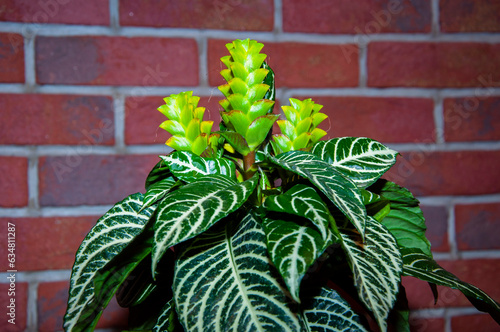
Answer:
[[455, 203, 500, 251], [0, 94, 114, 145], [125, 95, 223, 145], [0, 157, 28, 207], [443, 97, 500, 142], [120, 0, 273, 31], [38, 281, 128, 331], [0, 33, 24, 83], [0, 0, 109, 25], [421, 205, 449, 252], [385, 151, 500, 196], [0, 217, 96, 271], [39, 154, 160, 206], [439, 259, 500, 307], [440, 0, 500, 32], [283, 0, 431, 34], [451, 313, 499, 332], [368, 42, 500, 87], [403, 275, 465, 310], [36, 37, 198, 86], [208, 39, 359, 88], [409, 317, 445, 332], [302, 97, 435, 143], [404, 259, 500, 310], [0, 282, 28, 331]]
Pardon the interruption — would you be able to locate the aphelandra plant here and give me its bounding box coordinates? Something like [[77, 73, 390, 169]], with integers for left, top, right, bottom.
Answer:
[[64, 39, 500, 332]]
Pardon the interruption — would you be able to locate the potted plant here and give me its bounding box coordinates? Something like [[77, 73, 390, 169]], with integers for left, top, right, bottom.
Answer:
[[63, 39, 500, 331]]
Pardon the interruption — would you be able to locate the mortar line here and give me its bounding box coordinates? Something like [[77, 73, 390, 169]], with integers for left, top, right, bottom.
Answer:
[[2, 22, 500, 42], [1, 85, 500, 99], [28, 153, 39, 212], [433, 92, 445, 143], [431, 0, 440, 36], [27, 281, 38, 331], [23, 30, 36, 88], [274, 0, 283, 34], [198, 36, 208, 88], [109, 0, 120, 32], [448, 204, 458, 260], [358, 43, 367, 88], [112, 93, 126, 151]]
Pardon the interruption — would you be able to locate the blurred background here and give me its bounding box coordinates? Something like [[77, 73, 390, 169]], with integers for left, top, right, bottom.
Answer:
[[0, 0, 499, 331]]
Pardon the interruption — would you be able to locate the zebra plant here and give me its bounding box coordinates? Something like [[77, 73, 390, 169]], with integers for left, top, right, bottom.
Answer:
[[64, 39, 500, 331]]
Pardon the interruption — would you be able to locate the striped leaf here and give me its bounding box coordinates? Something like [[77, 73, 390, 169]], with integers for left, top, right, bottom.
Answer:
[[269, 151, 367, 238], [142, 177, 178, 210], [152, 174, 259, 274], [402, 248, 500, 324], [301, 287, 368, 331], [153, 299, 177, 332], [145, 159, 171, 190], [63, 193, 155, 332], [173, 212, 301, 331], [378, 181, 432, 257], [262, 217, 336, 303], [160, 151, 236, 183], [263, 184, 337, 241], [312, 137, 398, 188], [340, 216, 402, 331]]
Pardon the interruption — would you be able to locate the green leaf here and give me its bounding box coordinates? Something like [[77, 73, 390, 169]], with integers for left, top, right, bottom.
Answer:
[[173, 212, 301, 331], [219, 131, 250, 156], [360, 189, 382, 205], [263, 184, 337, 241], [63, 193, 155, 332], [301, 287, 368, 331], [96, 221, 155, 310], [312, 137, 398, 188], [269, 151, 367, 239], [142, 177, 178, 210], [246, 114, 279, 150], [152, 174, 259, 274], [160, 151, 236, 183], [402, 248, 500, 324], [262, 217, 335, 303], [262, 61, 275, 104], [376, 180, 432, 257], [340, 217, 403, 331], [145, 159, 171, 190]]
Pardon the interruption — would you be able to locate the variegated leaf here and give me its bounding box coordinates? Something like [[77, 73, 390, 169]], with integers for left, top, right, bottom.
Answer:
[[64, 193, 155, 332], [153, 298, 177, 332], [142, 177, 178, 210], [262, 217, 335, 303], [152, 174, 259, 274], [312, 137, 398, 188], [174, 212, 301, 331], [263, 184, 337, 241], [269, 151, 367, 238], [301, 287, 368, 331], [145, 159, 171, 190], [340, 217, 402, 332], [160, 151, 236, 183], [402, 248, 500, 324]]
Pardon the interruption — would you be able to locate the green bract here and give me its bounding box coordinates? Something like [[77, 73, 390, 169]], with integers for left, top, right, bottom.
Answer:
[[272, 97, 328, 153], [65, 39, 500, 332], [158, 91, 219, 156]]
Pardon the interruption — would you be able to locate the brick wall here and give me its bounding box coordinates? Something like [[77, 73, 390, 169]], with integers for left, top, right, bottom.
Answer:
[[0, 1, 499, 331]]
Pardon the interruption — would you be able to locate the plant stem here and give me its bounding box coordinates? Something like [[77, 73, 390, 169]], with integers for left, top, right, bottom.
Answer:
[[242, 151, 256, 181]]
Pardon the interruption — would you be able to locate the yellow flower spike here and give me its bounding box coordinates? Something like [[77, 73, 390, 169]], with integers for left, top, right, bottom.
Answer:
[[218, 39, 277, 154], [157, 91, 217, 156], [272, 97, 328, 153]]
